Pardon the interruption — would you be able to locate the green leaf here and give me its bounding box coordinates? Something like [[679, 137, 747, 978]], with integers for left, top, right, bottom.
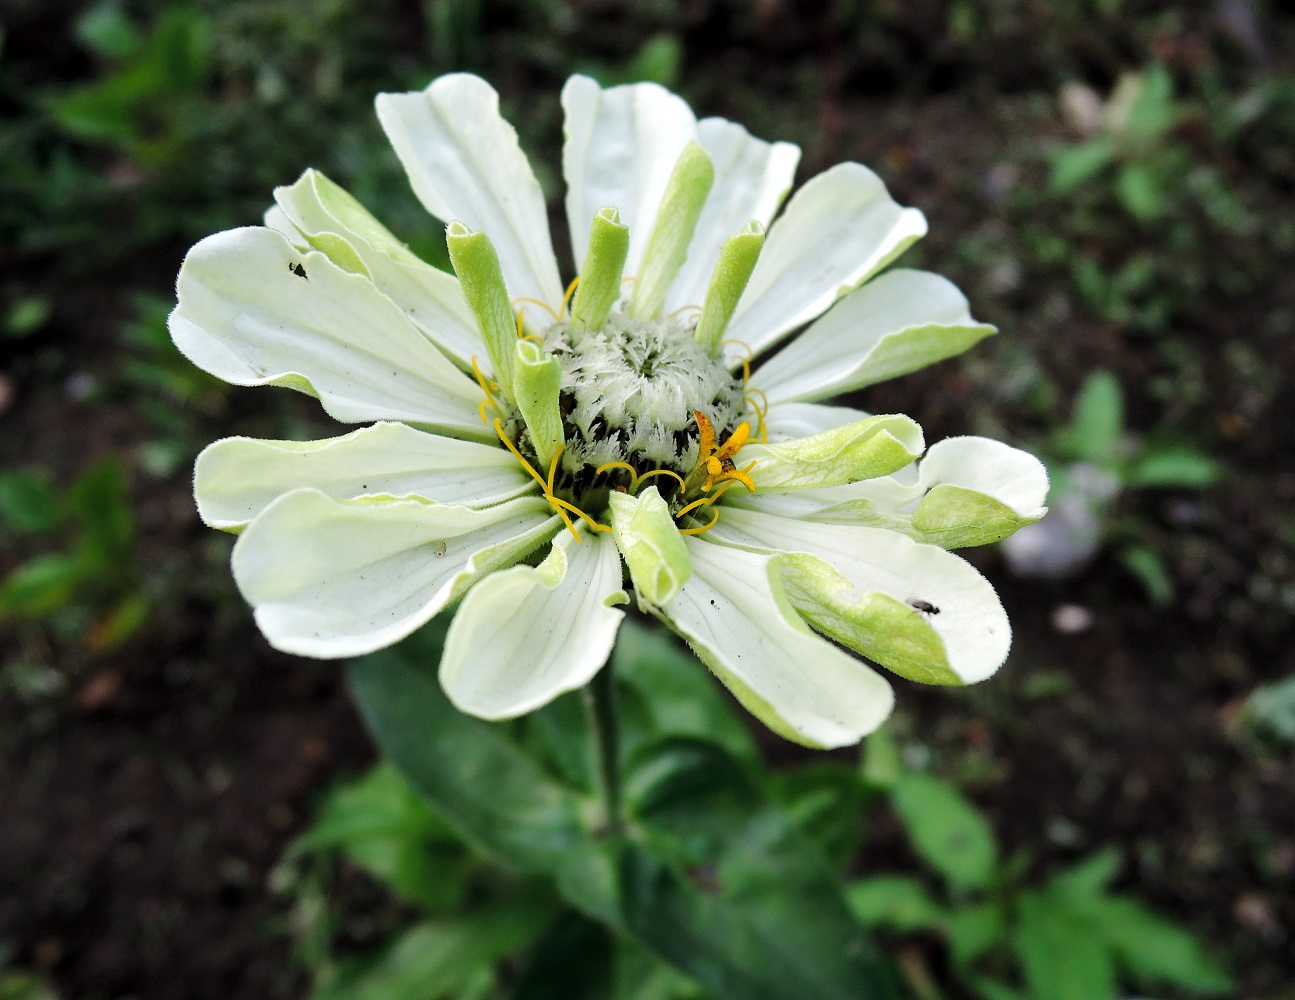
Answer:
[[623, 739, 898, 999], [844, 876, 944, 932], [507, 912, 615, 1000], [891, 774, 997, 894], [1047, 848, 1122, 903], [613, 619, 758, 763], [0, 553, 88, 618], [620, 846, 896, 1000], [1012, 890, 1116, 1000], [860, 725, 902, 790], [293, 765, 471, 912], [0, 470, 61, 534], [1128, 448, 1221, 489], [772, 763, 868, 869], [1091, 896, 1232, 994], [68, 457, 134, 572], [1115, 163, 1166, 221], [1244, 674, 1295, 744], [346, 632, 588, 875], [969, 977, 1027, 1000], [1049, 137, 1115, 194], [312, 892, 555, 1000], [1119, 545, 1174, 606], [1064, 371, 1123, 465], [945, 902, 1007, 967], [613, 941, 710, 1000]]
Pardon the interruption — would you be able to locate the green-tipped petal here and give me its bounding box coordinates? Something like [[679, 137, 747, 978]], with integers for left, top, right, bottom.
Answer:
[[273, 169, 484, 366], [708, 508, 1011, 686], [629, 141, 714, 319], [743, 415, 925, 490], [752, 269, 997, 405], [570, 206, 629, 331], [231, 492, 559, 659], [723, 162, 928, 366], [169, 227, 484, 438], [513, 339, 564, 471], [695, 220, 764, 354], [440, 531, 627, 719], [655, 539, 894, 749], [608, 486, 691, 608], [446, 222, 519, 400], [732, 436, 1049, 549]]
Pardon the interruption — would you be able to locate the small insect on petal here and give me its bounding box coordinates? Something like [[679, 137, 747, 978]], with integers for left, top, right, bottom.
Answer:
[[907, 597, 940, 615], [435, 541, 448, 558], [288, 262, 308, 279]]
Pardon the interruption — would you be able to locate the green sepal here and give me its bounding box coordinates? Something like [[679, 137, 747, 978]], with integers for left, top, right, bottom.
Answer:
[[695, 220, 764, 354], [630, 142, 715, 320], [608, 486, 692, 609], [513, 339, 564, 471], [446, 221, 518, 401], [744, 415, 925, 490], [571, 206, 629, 331]]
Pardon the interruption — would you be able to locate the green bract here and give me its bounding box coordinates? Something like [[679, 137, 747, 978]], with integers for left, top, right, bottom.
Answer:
[[171, 72, 1048, 749]]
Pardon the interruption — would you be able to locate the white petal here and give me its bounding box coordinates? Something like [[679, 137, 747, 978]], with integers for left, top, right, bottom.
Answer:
[[440, 531, 627, 719], [194, 422, 535, 531], [561, 74, 697, 277], [709, 507, 1010, 684], [376, 74, 562, 307], [917, 437, 1049, 519], [263, 203, 306, 245], [733, 436, 1049, 549], [657, 539, 894, 749], [169, 227, 485, 437], [753, 269, 996, 405], [663, 117, 800, 312], [232, 491, 557, 658], [273, 170, 483, 368], [763, 401, 871, 442], [724, 163, 927, 365]]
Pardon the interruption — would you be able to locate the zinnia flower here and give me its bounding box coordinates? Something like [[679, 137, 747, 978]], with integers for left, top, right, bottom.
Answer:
[[171, 73, 1047, 749]]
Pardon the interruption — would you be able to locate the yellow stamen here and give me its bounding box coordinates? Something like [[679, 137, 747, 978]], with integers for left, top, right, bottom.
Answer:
[[595, 460, 638, 481], [721, 338, 753, 384], [512, 296, 561, 324], [560, 276, 580, 316], [493, 419, 610, 542], [472, 356, 498, 425], [546, 443, 564, 497], [678, 506, 720, 535], [634, 468, 687, 494]]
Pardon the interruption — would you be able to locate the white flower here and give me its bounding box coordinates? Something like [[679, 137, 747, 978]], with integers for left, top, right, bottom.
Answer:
[[171, 73, 1048, 749]]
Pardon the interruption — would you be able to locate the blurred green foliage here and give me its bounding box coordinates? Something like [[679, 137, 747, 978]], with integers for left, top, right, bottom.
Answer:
[[848, 730, 1233, 1000], [0, 457, 146, 651], [281, 623, 1233, 1000]]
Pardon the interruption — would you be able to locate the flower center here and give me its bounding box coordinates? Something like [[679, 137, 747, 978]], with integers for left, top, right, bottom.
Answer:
[[510, 311, 746, 513]]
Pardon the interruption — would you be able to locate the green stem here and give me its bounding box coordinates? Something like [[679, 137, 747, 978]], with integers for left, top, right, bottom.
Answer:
[[585, 664, 623, 835]]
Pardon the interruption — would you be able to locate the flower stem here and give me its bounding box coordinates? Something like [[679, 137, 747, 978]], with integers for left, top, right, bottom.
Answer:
[[585, 664, 623, 835]]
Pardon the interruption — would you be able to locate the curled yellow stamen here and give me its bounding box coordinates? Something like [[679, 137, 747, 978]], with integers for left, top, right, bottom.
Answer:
[[635, 468, 688, 494], [512, 297, 561, 323], [472, 356, 499, 425], [595, 460, 638, 481], [721, 338, 753, 385], [493, 419, 610, 541], [678, 506, 721, 535], [560, 276, 580, 316], [745, 387, 770, 442]]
